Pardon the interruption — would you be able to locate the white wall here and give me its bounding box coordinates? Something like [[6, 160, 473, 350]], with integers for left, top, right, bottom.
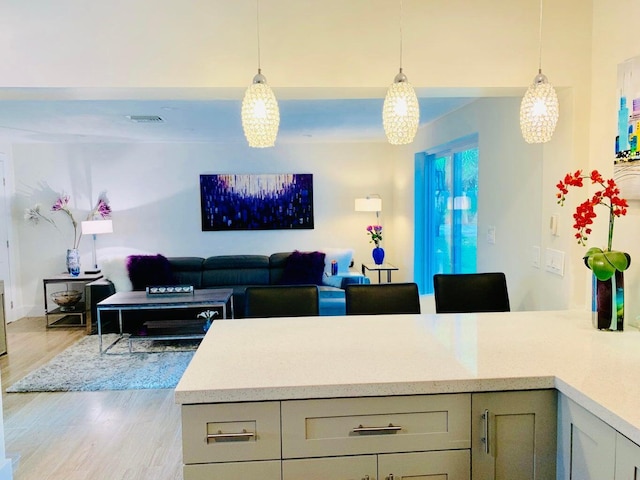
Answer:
[[13, 141, 396, 316], [393, 96, 554, 312], [589, 0, 640, 326]]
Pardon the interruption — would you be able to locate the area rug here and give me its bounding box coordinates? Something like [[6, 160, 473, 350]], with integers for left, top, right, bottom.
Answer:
[[6, 334, 199, 393]]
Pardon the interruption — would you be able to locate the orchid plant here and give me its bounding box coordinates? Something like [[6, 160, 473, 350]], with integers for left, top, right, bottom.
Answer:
[[366, 225, 383, 247], [198, 310, 219, 333], [556, 169, 630, 281], [25, 193, 112, 249]]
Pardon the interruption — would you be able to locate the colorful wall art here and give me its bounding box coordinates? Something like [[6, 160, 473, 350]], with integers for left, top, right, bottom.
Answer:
[[200, 174, 314, 231], [615, 55, 640, 199]]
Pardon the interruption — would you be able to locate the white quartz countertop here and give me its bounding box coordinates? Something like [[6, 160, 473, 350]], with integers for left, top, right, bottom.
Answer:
[[175, 310, 640, 445]]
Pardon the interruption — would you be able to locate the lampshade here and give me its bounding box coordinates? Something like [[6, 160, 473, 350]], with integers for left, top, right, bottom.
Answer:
[[355, 197, 383, 212], [81, 219, 113, 235], [519, 0, 558, 144], [241, 70, 280, 148], [383, 70, 420, 145]]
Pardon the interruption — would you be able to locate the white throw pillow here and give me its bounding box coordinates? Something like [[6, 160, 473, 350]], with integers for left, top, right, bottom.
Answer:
[[100, 256, 133, 292], [321, 248, 354, 276]]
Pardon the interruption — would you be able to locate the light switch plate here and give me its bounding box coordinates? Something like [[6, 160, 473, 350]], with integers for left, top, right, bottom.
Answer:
[[487, 226, 496, 244], [545, 248, 565, 276], [532, 246, 541, 268]]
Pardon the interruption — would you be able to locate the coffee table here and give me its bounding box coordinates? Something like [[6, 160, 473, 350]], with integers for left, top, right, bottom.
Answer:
[[96, 288, 233, 353]]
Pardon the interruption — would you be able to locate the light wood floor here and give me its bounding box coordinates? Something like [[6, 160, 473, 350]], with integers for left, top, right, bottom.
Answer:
[[0, 317, 183, 480]]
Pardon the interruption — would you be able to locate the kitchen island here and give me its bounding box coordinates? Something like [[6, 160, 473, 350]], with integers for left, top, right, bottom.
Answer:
[[176, 310, 640, 478]]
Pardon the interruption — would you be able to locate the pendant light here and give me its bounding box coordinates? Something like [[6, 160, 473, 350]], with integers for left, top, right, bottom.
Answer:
[[383, 0, 419, 145], [519, 0, 559, 144], [241, 0, 280, 148]]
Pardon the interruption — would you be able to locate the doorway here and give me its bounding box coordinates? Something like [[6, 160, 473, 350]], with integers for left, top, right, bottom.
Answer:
[[414, 136, 478, 294]]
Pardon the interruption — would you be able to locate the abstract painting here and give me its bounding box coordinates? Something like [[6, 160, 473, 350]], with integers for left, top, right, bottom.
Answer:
[[200, 174, 314, 231]]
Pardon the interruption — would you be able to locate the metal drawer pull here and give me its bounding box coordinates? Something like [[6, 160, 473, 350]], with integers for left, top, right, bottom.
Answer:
[[206, 429, 255, 443], [481, 409, 490, 454], [386, 475, 395, 480], [352, 423, 402, 434]]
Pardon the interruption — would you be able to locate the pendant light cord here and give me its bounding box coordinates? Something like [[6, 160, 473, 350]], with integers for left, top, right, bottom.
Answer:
[[399, 0, 404, 71], [537, 0, 543, 74], [256, 0, 262, 72]]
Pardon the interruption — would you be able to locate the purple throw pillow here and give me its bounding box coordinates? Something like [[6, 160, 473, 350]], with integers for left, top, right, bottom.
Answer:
[[279, 250, 326, 286], [126, 254, 175, 291]]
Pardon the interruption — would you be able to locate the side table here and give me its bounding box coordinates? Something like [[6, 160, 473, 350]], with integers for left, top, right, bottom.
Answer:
[[43, 273, 103, 332], [361, 263, 399, 283]]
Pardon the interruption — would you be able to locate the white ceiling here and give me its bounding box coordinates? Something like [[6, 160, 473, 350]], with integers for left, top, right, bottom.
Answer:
[[0, 96, 476, 144]]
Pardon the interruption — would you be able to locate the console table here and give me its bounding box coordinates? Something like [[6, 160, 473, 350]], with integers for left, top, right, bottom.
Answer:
[[361, 262, 398, 283], [43, 272, 103, 332]]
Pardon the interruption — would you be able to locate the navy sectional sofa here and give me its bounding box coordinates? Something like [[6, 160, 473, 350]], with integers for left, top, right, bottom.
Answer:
[[86, 251, 369, 333]]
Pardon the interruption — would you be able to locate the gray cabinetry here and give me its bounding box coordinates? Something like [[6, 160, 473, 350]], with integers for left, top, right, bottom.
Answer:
[[182, 394, 471, 480], [472, 390, 557, 480], [615, 433, 640, 479], [0, 281, 6, 355], [558, 394, 616, 479], [281, 394, 470, 480]]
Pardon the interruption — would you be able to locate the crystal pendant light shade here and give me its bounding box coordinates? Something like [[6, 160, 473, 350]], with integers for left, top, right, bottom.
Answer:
[[241, 70, 280, 148], [519, 71, 559, 144], [383, 70, 420, 145]]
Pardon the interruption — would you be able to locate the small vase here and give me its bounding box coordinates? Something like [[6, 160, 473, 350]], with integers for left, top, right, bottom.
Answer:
[[66, 249, 81, 277], [592, 270, 625, 331], [372, 246, 385, 265]]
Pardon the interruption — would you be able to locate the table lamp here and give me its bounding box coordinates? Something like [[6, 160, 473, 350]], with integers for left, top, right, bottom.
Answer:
[[81, 219, 113, 274]]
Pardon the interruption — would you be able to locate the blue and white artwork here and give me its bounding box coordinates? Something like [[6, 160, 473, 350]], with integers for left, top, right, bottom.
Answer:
[[200, 174, 314, 231]]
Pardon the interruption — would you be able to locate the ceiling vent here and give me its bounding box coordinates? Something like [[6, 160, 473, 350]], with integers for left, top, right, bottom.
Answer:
[[126, 115, 164, 123]]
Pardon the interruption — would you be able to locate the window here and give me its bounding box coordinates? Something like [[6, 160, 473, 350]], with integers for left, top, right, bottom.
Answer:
[[415, 136, 478, 294]]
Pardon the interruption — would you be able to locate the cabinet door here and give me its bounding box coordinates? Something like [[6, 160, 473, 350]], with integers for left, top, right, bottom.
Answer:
[[283, 455, 377, 479], [472, 390, 556, 480], [615, 433, 640, 480], [378, 450, 470, 480], [557, 395, 616, 480]]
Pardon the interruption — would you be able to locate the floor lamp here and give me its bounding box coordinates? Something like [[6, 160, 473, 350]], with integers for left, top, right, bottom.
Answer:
[[354, 195, 382, 221], [81, 219, 113, 274]]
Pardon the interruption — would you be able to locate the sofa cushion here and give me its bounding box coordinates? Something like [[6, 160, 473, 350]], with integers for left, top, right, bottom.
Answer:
[[126, 254, 175, 291], [202, 255, 270, 287], [269, 252, 292, 284], [101, 256, 132, 292], [278, 250, 326, 286], [321, 247, 354, 276], [168, 257, 205, 288]]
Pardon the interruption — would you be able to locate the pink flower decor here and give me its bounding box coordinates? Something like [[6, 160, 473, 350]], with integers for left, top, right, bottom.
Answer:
[[366, 225, 383, 247], [25, 192, 112, 249]]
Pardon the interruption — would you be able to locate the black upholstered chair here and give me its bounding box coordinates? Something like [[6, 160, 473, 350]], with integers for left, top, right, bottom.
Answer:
[[345, 282, 421, 315], [244, 285, 320, 318], [433, 272, 510, 313]]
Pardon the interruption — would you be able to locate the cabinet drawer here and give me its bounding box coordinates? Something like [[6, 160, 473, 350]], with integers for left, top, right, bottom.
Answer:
[[380, 450, 470, 479], [184, 460, 281, 480], [282, 394, 470, 458], [283, 455, 377, 479], [182, 401, 281, 464]]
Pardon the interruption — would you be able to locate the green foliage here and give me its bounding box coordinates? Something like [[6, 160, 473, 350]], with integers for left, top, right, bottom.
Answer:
[[584, 247, 630, 281]]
